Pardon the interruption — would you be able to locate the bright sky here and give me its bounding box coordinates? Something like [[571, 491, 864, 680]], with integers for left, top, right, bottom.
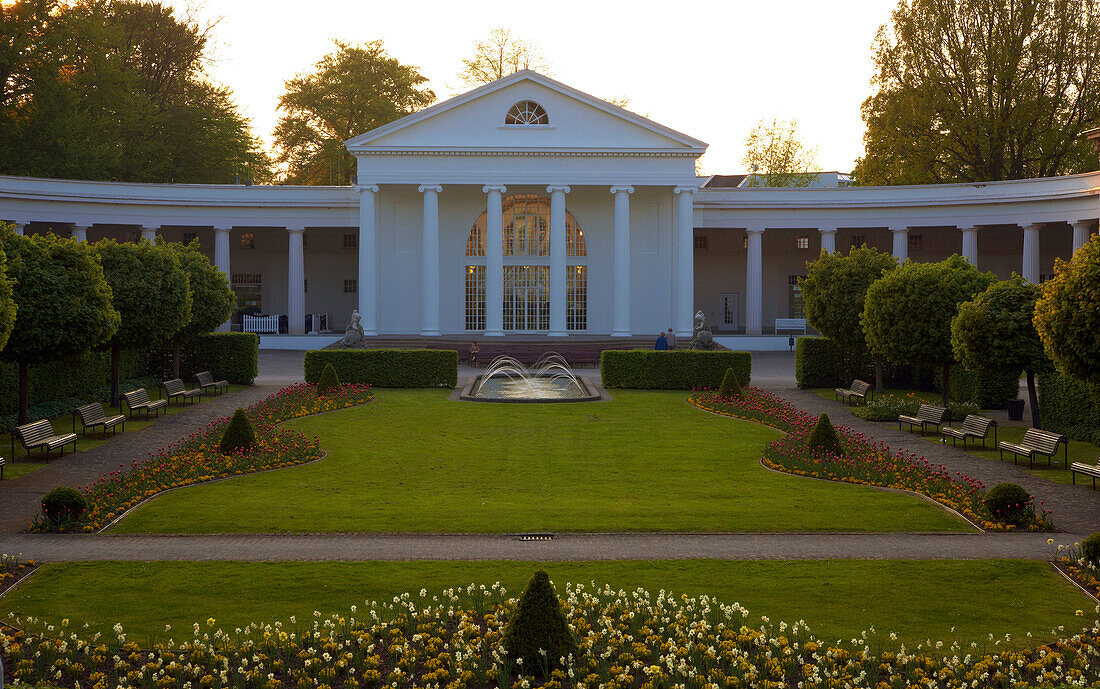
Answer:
[[176, 0, 897, 175]]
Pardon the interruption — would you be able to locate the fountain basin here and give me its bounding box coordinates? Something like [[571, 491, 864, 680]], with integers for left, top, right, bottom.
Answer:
[[459, 373, 604, 403]]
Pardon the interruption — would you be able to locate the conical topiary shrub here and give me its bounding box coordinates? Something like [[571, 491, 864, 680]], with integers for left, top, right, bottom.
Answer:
[[806, 413, 844, 456], [502, 570, 578, 676], [317, 363, 340, 396], [219, 408, 257, 455], [717, 367, 741, 397]]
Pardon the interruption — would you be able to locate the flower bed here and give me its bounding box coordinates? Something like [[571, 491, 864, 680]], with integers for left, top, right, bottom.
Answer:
[[689, 388, 1054, 531], [1, 582, 1097, 689], [1053, 540, 1100, 601], [850, 391, 980, 423], [33, 383, 373, 533], [0, 554, 35, 597]]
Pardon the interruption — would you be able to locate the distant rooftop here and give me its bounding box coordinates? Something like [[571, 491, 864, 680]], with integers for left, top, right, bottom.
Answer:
[[706, 171, 852, 189]]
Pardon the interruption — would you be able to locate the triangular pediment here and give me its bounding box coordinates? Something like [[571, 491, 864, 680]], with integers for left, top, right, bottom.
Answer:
[[345, 71, 707, 155]]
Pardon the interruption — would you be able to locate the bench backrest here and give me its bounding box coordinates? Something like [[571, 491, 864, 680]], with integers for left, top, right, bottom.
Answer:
[[775, 318, 806, 330], [195, 371, 214, 386], [1021, 428, 1066, 454], [76, 403, 106, 424], [162, 378, 185, 395], [850, 380, 871, 396], [917, 404, 948, 423], [124, 389, 151, 407], [960, 415, 995, 437], [15, 419, 54, 445]]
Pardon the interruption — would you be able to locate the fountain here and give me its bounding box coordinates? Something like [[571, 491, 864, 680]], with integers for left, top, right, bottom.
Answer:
[[459, 353, 603, 403]]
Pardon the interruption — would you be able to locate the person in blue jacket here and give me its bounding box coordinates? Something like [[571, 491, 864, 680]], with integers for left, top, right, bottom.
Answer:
[[654, 332, 669, 350]]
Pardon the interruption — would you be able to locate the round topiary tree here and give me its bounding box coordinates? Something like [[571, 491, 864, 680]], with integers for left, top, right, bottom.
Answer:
[[1034, 233, 1100, 386], [800, 245, 897, 390], [317, 363, 341, 396], [952, 276, 1049, 427], [502, 570, 578, 676], [219, 409, 257, 455], [717, 367, 741, 398], [983, 483, 1032, 527], [165, 239, 236, 379], [806, 413, 844, 456], [1082, 532, 1100, 568], [41, 487, 87, 524], [862, 255, 997, 407]]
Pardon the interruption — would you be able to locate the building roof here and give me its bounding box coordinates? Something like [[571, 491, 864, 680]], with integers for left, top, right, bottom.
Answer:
[[704, 175, 747, 188]]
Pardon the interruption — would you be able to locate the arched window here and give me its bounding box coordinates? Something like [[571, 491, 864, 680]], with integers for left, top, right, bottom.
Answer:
[[505, 100, 549, 125], [466, 195, 586, 257]]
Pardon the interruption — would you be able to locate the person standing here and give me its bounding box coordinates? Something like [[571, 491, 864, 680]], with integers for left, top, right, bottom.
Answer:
[[469, 340, 480, 367], [654, 332, 669, 350], [666, 328, 677, 349]]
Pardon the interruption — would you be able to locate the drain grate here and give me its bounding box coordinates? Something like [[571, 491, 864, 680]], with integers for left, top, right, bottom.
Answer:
[[515, 533, 555, 541]]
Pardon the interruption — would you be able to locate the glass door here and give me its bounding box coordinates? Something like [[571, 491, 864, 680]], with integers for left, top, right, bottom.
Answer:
[[503, 266, 550, 331]]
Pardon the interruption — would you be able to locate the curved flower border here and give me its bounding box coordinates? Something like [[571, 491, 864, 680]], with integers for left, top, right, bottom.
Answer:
[[688, 387, 1054, 532]]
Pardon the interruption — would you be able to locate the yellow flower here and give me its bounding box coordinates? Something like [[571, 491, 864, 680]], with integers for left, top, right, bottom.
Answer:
[[207, 617, 216, 627]]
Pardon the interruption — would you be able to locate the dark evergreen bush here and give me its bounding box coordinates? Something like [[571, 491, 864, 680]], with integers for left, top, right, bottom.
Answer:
[[806, 413, 844, 455], [984, 483, 1032, 526], [41, 487, 87, 522], [717, 367, 741, 397], [1082, 533, 1100, 567], [219, 409, 257, 455], [317, 363, 340, 396], [502, 570, 578, 675]]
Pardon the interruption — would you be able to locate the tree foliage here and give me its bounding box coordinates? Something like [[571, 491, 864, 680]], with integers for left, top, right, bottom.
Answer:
[[459, 26, 549, 86], [274, 40, 435, 185], [0, 0, 270, 183], [952, 276, 1047, 425], [854, 0, 1100, 185], [166, 240, 235, 338], [1033, 233, 1100, 385], [0, 228, 118, 422], [862, 255, 996, 405], [0, 227, 16, 353], [800, 245, 897, 372], [741, 119, 818, 187]]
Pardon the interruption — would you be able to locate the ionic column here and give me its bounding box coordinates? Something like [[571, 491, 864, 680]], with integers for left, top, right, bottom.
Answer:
[[213, 227, 232, 332], [355, 184, 379, 336], [1072, 220, 1093, 253], [890, 227, 908, 261], [141, 227, 156, 242], [547, 185, 571, 337], [1022, 223, 1042, 283], [483, 185, 506, 336], [610, 185, 634, 337], [72, 225, 88, 242], [418, 185, 442, 336], [286, 227, 306, 335], [818, 227, 837, 254], [746, 227, 764, 336], [673, 186, 696, 338], [960, 226, 978, 266]]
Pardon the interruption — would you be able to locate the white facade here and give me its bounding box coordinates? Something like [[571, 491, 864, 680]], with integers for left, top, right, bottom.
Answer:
[[1, 70, 1098, 340]]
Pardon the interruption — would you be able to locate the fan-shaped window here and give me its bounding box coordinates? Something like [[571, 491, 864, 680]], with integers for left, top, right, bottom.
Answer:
[[466, 195, 586, 257], [505, 100, 549, 125]]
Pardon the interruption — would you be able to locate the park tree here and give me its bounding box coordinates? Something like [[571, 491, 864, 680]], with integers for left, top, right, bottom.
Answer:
[[862, 255, 996, 406], [800, 245, 897, 391], [0, 228, 119, 424], [1033, 233, 1100, 385], [274, 40, 435, 185], [854, 0, 1100, 186], [951, 277, 1047, 427], [741, 119, 818, 187], [0, 0, 270, 183], [0, 231, 15, 353], [94, 240, 191, 406], [459, 26, 549, 86], [164, 240, 236, 378]]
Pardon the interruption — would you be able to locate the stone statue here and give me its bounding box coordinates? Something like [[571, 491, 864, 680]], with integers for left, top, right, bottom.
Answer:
[[691, 309, 718, 350], [341, 309, 365, 348]]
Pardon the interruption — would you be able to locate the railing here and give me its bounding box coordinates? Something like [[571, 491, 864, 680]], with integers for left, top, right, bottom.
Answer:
[[242, 314, 280, 334]]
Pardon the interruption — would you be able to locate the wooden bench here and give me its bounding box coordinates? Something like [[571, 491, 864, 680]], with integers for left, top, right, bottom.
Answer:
[[999, 428, 1069, 469], [194, 371, 229, 397], [11, 419, 77, 460], [898, 404, 948, 434], [1071, 460, 1100, 489], [775, 318, 807, 334], [941, 414, 997, 449], [835, 379, 873, 406], [161, 378, 202, 405], [72, 402, 125, 438], [122, 388, 168, 419]]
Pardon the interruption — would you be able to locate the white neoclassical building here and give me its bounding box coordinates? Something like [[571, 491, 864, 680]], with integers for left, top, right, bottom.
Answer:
[[1, 70, 1098, 348]]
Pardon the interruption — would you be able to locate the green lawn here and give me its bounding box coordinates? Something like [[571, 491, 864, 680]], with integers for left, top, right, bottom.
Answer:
[[111, 389, 968, 533], [0, 560, 1088, 648], [0, 385, 248, 481]]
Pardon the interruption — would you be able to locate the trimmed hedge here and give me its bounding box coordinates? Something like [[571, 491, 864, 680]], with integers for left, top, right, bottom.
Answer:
[[795, 337, 853, 388], [150, 332, 259, 385], [599, 350, 751, 389], [304, 349, 458, 388], [1038, 370, 1100, 443]]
